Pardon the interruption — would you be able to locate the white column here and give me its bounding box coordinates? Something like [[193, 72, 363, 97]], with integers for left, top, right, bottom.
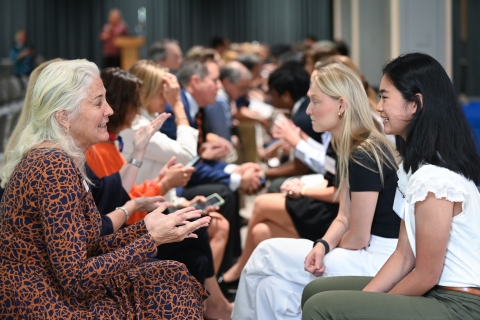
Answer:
[[445, 0, 453, 78], [390, 0, 400, 59], [333, 0, 342, 40], [351, 0, 360, 67]]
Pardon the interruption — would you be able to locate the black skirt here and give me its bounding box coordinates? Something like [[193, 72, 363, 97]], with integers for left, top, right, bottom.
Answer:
[[285, 196, 339, 241]]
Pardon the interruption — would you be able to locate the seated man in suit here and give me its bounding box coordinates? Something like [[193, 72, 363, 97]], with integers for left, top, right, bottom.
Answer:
[[161, 58, 263, 274], [203, 61, 271, 163], [263, 62, 330, 192]]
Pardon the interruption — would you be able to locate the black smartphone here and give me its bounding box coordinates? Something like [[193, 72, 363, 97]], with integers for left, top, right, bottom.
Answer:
[[185, 155, 201, 167], [165, 206, 177, 214]]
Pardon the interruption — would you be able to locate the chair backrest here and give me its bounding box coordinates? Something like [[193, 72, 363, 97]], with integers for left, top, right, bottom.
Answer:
[[7, 77, 23, 101], [0, 111, 10, 153], [0, 78, 9, 105]]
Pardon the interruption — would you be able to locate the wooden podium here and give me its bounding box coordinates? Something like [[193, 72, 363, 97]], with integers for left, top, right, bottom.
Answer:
[[113, 36, 145, 70]]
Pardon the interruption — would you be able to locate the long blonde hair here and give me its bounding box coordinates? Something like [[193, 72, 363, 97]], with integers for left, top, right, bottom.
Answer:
[[128, 60, 167, 110], [313, 63, 398, 194], [1, 59, 99, 187]]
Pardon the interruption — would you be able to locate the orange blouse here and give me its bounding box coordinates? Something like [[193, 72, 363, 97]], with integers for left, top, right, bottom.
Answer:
[[86, 141, 162, 224]]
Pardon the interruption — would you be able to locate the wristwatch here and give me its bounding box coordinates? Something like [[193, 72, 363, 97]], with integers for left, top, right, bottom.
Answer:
[[128, 157, 143, 168]]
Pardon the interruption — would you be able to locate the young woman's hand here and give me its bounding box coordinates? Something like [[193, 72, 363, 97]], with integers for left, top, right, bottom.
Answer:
[[304, 243, 327, 276], [280, 178, 305, 199]]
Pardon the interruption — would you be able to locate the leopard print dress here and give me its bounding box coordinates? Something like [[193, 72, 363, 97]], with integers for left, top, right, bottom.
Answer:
[[0, 148, 208, 319]]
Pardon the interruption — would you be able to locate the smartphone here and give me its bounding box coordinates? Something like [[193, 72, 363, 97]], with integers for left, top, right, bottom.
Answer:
[[185, 155, 202, 167], [165, 206, 177, 214], [191, 193, 225, 214]]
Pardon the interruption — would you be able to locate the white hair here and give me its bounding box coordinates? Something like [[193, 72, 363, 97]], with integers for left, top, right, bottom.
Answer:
[[1, 59, 99, 187]]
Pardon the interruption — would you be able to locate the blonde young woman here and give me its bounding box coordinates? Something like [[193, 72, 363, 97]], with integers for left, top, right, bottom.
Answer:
[[232, 63, 400, 320]]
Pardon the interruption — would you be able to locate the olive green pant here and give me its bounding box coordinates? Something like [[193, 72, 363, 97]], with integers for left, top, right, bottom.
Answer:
[[301, 276, 480, 320]]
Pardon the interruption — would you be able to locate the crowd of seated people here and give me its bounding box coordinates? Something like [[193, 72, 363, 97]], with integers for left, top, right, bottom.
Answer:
[[1, 29, 479, 320]]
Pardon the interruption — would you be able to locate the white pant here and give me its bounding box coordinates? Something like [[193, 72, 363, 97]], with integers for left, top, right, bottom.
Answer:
[[231, 236, 397, 320]]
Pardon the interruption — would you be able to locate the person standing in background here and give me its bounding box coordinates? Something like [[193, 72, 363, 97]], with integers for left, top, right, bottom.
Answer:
[[100, 8, 128, 68], [10, 29, 34, 76]]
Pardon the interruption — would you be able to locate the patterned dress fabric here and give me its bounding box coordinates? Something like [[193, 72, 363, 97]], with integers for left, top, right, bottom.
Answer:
[[0, 148, 208, 319]]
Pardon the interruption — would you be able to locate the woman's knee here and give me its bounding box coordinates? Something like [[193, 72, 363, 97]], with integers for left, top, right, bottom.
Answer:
[[208, 212, 230, 238], [215, 213, 230, 235], [251, 193, 275, 215], [302, 292, 334, 319], [302, 276, 373, 308], [251, 222, 272, 245]]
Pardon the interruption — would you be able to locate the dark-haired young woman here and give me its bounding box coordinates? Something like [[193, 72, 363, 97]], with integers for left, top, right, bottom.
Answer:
[[302, 52, 480, 319]]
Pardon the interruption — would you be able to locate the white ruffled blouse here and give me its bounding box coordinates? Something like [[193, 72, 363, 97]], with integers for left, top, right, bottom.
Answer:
[[396, 163, 480, 287]]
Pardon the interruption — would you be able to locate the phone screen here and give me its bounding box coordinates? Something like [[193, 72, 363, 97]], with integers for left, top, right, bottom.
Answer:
[[185, 155, 201, 167], [191, 193, 225, 213]]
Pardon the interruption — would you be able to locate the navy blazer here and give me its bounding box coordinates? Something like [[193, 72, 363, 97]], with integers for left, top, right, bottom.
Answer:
[[86, 165, 131, 236], [161, 90, 195, 140], [161, 89, 231, 190]]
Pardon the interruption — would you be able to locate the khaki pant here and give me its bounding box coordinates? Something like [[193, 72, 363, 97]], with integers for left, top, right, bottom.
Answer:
[[302, 276, 480, 320], [236, 122, 258, 163]]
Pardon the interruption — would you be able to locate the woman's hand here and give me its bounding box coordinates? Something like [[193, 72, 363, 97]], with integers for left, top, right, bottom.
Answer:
[[162, 73, 181, 107], [131, 196, 164, 213], [160, 164, 195, 191], [181, 196, 220, 216], [144, 204, 211, 246], [133, 112, 171, 154], [304, 243, 327, 276], [271, 118, 302, 148], [181, 196, 206, 208], [280, 178, 305, 199], [156, 156, 176, 181]]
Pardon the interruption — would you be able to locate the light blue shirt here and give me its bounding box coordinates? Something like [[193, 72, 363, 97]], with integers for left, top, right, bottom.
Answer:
[[294, 132, 332, 174]]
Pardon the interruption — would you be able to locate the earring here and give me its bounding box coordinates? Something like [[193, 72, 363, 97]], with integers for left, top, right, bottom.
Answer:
[[338, 112, 344, 118]]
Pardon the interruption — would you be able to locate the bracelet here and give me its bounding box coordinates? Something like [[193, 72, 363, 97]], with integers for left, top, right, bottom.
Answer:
[[300, 186, 308, 197], [128, 157, 142, 168], [313, 239, 330, 254], [174, 117, 188, 123], [115, 206, 129, 222]]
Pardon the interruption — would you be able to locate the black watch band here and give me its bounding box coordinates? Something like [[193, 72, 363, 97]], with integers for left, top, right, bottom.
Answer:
[[313, 239, 330, 254]]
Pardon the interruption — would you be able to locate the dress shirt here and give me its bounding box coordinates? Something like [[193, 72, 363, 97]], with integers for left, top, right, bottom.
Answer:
[[184, 90, 199, 120], [294, 132, 332, 174]]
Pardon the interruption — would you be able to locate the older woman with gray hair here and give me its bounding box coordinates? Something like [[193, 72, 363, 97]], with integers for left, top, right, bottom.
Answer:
[[0, 59, 210, 318]]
